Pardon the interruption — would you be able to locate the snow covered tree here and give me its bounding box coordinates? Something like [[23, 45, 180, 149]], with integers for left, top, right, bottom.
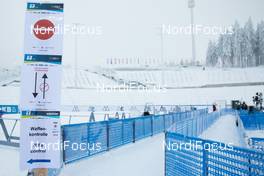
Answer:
[[232, 21, 243, 67], [205, 19, 264, 68], [206, 40, 218, 66], [243, 18, 256, 67], [256, 21, 264, 65], [220, 33, 233, 67]]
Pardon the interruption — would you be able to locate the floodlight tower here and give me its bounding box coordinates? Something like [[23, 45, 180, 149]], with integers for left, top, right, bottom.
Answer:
[[73, 23, 82, 88], [188, 0, 196, 65]]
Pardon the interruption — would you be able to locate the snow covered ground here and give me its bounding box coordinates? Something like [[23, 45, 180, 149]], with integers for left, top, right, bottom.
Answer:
[[0, 134, 165, 176], [115, 67, 264, 88], [246, 130, 264, 138], [1, 67, 264, 89], [61, 134, 165, 176], [0, 146, 27, 176], [200, 115, 247, 147], [0, 85, 263, 106]]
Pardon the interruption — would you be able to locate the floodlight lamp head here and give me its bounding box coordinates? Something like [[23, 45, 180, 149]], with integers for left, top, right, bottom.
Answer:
[[188, 0, 195, 8]]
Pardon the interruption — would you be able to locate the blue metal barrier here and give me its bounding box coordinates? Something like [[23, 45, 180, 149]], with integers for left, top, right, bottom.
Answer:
[[239, 111, 264, 130], [108, 120, 123, 149], [153, 115, 165, 134], [143, 116, 152, 137], [166, 132, 264, 176], [165, 109, 264, 176], [134, 117, 145, 140], [122, 119, 134, 144], [62, 109, 209, 164], [250, 137, 264, 152]]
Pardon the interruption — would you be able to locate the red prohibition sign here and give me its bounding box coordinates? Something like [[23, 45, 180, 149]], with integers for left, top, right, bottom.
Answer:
[[33, 19, 55, 40]]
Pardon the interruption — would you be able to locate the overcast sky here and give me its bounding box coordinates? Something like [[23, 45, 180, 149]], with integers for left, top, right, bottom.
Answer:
[[1, 0, 264, 68]]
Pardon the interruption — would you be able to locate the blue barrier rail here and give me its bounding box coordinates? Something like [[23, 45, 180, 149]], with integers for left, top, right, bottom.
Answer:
[[62, 109, 208, 164], [165, 133, 264, 176], [250, 138, 264, 152], [165, 109, 264, 176], [238, 110, 264, 130], [167, 111, 222, 137]]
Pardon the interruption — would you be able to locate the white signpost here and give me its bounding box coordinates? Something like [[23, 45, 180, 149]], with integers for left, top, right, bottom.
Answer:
[[20, 2, 64, 173]]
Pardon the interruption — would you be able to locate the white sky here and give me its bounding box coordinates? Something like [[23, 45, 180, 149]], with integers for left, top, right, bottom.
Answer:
[[1, 0, 264, 68]]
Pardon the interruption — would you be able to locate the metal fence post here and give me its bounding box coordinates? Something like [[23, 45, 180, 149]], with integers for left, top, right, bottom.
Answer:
[[202, 140, 208, 176], [121, 120, 124, 145], [151, 116, 153, 136], [163, 115, 166, 132], [164, 132, 168, 176], [106, 121, 110, 151], [87, 123, 90, 157], [61, 126, 66, 163], [133, 120, 136, 143]]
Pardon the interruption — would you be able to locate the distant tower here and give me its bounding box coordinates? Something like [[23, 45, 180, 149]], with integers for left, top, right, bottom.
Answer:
[[188, 0, 196, 65]]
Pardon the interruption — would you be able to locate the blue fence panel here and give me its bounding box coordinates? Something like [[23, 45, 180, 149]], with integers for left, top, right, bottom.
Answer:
[[63, 123, 89, 163], [122, 119, 134, 144], [134, 118, 145, 140], [153, 115, 164, 134], [143, 116, 152, 137], [165, 133, 203, 176], [166, 132, 264, 176], [250, 137, 264, 152], [62, 108, 210, 164], [239, 112, 264, 130], [165, 114, 173, 130], [108, 120, 123, 149], [205, 139, 264, 176], [88, 121, 108, 155]]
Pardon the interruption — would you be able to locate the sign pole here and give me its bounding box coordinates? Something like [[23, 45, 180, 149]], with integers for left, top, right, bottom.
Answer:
[[33, 168, 48, 176]]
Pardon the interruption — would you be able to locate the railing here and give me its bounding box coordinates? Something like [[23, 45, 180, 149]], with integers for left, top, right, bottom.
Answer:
[[165, 133, 264, 176], [238, 110, 264, 130], [62, 109, 208, 164], [250, 138, 264, 152], [165, 109, 264, 176]]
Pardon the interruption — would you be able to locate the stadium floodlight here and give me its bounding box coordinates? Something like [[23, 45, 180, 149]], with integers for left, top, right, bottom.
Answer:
[[188, 0, 195, 8], [188, 0, 196, 65], [73, 23, 83, 88]]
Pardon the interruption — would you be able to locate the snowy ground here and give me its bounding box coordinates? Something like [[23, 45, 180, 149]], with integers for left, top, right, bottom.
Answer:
[[0, 134, 165, 176], [0, 146, 27, 176], [246, 130, 264, 138], [61, 134, 165, 176], [0, 85, 263, 106], [1, 67, 264, 89], [115, 67, 264, 88], [200, 115, 247, 147]]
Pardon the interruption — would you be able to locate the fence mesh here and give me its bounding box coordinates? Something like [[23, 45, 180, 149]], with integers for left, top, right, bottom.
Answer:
[[62, 109, 208, 164], [165, 109, 264, 176]]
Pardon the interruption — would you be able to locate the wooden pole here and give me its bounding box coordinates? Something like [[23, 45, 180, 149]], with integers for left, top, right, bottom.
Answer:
[[33, 168, 48, 176]]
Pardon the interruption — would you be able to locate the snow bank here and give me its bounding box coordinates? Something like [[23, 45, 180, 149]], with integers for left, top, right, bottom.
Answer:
[[246, 130, 264, 138], [0, 146, 27, 176], [116, 67, 264, 88], [60, 134, 165, 176], [200, 115, 247, 147]]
